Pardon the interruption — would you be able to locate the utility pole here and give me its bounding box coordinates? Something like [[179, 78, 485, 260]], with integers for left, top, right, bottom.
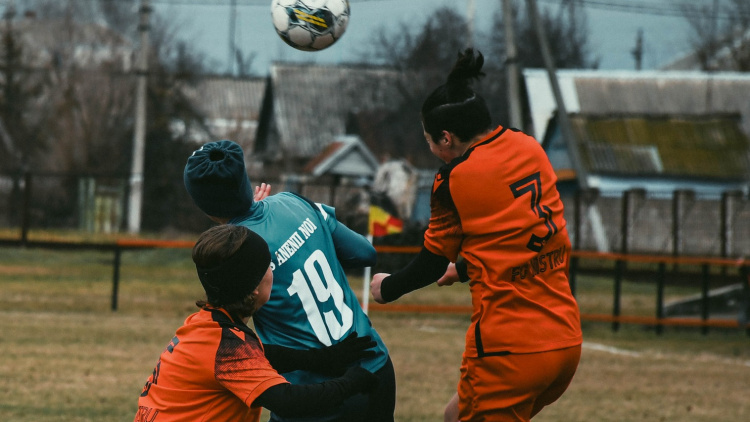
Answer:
[[525, 0, 587, 189], [503, 0, 522, 129], [631, 28, 643, 71], [127, 0, 151, 234], [228, 0, 237, 75], [466, 0, 475, 48]]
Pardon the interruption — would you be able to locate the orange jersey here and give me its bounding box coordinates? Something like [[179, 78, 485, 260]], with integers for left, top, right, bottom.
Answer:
[[134, 308, 288, 422], [424, 125, 582, 356]]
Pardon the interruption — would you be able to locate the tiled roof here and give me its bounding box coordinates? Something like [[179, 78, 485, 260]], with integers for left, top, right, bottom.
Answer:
[[525, 69, 750, 140], [178, 76, 266, 151], [525, 69, 750, 183], [180, 77, 266, 121], [569, 113, 750, 180], [265, 63, 404, 160], [303, 135, 379, 177]]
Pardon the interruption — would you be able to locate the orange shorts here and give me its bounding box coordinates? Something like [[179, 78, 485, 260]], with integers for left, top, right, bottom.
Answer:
[[457, 345, 581, 422]]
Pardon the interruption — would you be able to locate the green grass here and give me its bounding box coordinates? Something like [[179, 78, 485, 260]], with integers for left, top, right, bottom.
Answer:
[[1, 246, 748, 421]]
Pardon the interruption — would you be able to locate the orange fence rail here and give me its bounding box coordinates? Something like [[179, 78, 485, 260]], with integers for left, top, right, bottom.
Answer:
[[1, 237, 748, 335]]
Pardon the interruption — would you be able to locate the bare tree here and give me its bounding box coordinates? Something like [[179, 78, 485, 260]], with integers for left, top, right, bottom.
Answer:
[[357, 2, 596, 167], [0, 4, 46, 172], [681, 0, 750, 71], [490, 0, 599, 70], [0, 0, 211, 231], [357, 7, 476, 167], [0, 0, 138, 174]]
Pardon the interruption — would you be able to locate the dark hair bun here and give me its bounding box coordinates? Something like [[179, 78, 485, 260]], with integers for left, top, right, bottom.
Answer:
[[446, 48, 485, 90]]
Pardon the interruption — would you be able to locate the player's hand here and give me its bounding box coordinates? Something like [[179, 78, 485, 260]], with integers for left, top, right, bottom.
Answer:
[[253, 183, 271, 201], [325, 332, 376, 369], [370, 273, 390, 304], [340, 366, 378, 394], [309, 332, 376, 376], [437, 262, 459, 287]]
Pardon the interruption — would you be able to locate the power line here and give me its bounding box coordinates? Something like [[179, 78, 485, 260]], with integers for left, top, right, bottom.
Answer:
[[142, 0, 391, 5], [539, 0, 750, 20], [134, 0, 750, 20], [13, 0, 746, 20]]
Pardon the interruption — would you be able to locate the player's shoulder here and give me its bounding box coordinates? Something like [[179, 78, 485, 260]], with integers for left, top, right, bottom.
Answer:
[[267, 191, 313, 208], [280, 192, 336, 220]]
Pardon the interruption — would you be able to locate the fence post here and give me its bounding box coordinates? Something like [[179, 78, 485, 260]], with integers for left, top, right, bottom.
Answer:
[[612, 259, 623, 332], [672, 189, 694, 271], [111, 246, 122, 311], [621, 190, 631, 255], [700, 263, 710, 335], [741, 265, 749, 337], [720, 191, 742, 284], [613, 189, 641, 332], [21, 172, 31, 245], [656, 261, 666, 335]]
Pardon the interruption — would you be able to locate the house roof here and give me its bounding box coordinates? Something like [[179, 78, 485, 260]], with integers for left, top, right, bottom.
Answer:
[[178, 76, 266, 152], [259, 62, 404, 160], [303, 135, 379, 178], [524, 69, 750, 140], [568, 113, 750, 180], [181, 76, 266, 121], [524, 69, 750, 188]]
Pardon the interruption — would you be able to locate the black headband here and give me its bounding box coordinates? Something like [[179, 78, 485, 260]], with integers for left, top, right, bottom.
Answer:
[[196, 230, 271, 304]]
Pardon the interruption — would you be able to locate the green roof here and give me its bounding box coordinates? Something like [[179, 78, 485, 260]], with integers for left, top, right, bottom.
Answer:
[[569, 113, 750, 180]]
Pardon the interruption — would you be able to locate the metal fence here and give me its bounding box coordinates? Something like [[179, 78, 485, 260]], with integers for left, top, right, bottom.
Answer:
[[0, 172, 369, 236], [564, 188, 750, 259], [1, 171, 748, 260], [1, 172, 748, 334]]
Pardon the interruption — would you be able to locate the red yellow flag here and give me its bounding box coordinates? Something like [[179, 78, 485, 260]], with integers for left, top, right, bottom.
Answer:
[[368, 204, 404, 237]]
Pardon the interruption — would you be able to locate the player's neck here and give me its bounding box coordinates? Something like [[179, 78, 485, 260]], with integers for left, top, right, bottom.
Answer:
[[461, 130, 492, 154]]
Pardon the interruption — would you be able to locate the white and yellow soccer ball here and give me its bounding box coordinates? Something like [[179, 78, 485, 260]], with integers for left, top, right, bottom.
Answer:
[[270, 0, 350, 51]]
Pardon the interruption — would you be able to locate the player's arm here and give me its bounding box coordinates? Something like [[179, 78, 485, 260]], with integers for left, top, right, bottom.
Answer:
[[253, 366, 377, 418], [330, 220, 377, 268], [263, 332, 377, 376], [377, 246, 451, 302]]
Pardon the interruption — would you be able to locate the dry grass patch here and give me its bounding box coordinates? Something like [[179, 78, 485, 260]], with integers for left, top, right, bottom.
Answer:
[[1, 246, 748, 421]]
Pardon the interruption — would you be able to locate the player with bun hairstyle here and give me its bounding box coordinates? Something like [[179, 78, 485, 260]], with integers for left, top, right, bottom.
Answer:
[[371, 49, 582, 421], [135, 224, 378, 422]]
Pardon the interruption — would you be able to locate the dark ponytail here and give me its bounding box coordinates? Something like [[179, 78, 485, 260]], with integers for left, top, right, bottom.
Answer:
[[445, 49, 485, 99], [422, 48, 492, 143]]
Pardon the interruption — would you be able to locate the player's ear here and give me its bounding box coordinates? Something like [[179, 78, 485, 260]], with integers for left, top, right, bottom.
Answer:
[[442, 130, 456, 145]]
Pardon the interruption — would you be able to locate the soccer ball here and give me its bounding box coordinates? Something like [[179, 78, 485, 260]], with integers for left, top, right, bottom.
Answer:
[[270, 0, 350, 52]]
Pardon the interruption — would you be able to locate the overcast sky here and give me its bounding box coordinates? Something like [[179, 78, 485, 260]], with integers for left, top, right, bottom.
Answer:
[[154, 0, 698, 76]]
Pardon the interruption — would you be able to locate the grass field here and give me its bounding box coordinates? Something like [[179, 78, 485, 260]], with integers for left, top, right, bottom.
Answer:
[[0, 246, 748, 421]]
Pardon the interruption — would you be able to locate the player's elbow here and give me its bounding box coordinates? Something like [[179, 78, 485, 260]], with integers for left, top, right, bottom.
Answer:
[[361, 246, 377, 267]]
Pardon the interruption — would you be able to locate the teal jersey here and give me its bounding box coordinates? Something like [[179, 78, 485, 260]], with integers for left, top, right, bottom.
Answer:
[[230, 193, 388, 385]]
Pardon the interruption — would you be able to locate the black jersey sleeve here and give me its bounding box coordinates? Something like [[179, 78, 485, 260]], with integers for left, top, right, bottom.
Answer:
[[263, 332, 377, 376], [253, 366, 377, 417], [380, 246, 450, 302], [455, 256, 471, 282]]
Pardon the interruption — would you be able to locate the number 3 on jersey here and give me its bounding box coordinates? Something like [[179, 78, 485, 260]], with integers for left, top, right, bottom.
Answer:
[[510, 172, 559, 252], [287, 249, 353, 346]]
